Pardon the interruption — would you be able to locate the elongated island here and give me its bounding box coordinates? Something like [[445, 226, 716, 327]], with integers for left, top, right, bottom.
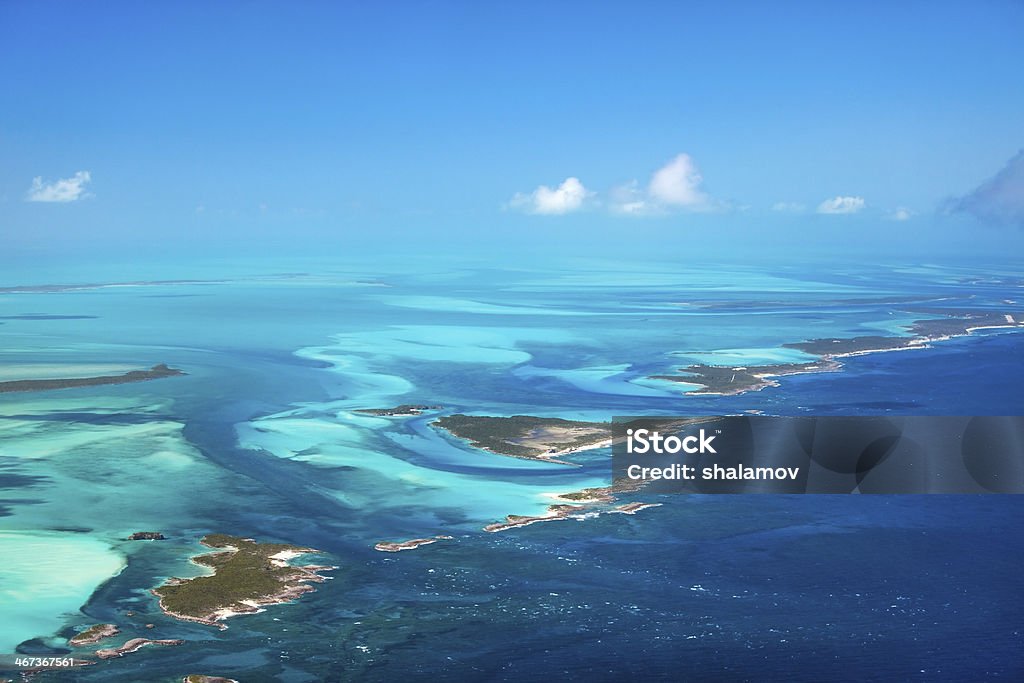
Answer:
[[0, 364, 185, 394], [354, 404, 441, 416], [652, 310, 1023, 395]]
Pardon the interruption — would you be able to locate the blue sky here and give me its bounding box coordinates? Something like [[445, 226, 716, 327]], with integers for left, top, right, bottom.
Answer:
[[2, 1, 1022, 261]]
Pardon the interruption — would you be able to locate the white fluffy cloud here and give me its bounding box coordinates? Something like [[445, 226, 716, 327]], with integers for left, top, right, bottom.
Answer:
[[611, 153, 715, 215], [887, 207, 913, 221], [771, 201, 805, 213], [648, 154, 709, 208], [817, 195, 865, 214], [26, 171, 92, 203], [508, 176, 592, 215]]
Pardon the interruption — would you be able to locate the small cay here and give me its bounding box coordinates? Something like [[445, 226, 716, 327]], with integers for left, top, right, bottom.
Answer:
[[95, 638, 183, 660], [69, 623, 119, 647], [153, 534, 334, 629], [374, 535, 453, 552]]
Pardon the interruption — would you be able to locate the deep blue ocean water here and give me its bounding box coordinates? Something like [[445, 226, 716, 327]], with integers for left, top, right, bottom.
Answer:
[[0, 259, 1021, 681]]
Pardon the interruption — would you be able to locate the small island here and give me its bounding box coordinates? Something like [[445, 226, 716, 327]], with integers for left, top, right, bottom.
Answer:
[[483, 504, 582, 532], [354, 404, 441, 417], [69, 623, 119, 647], [556, 476, 648, 502], [128, 531, 165, 541], [152, 534, 334, 628], [95, 638, 183, 660], [0, 364, 185, 394], [433, 414, 611, 462], [653, 310, 1022, 396], [483, 501, 659, 533], [374, 535, 453, 552], [608, 502, 662, 515]]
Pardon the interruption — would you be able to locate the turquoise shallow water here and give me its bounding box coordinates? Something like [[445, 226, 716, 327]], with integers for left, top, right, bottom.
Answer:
[[0, 258, 1022, 680], [0, 531, 125, 652]]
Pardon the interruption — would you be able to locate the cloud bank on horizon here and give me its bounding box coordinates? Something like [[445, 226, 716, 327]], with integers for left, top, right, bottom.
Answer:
[[21, 150, 1024, 234], [509, 154, 880, 219], [948, 150, 1024, 228], [506, 149, 1024, 227], [26, 171, 92, 203]]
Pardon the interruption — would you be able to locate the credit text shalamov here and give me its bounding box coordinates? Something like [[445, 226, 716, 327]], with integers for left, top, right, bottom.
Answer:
[[624, 428, 800, 482]]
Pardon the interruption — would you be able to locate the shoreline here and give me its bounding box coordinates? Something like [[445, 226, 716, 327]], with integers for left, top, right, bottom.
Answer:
[[155, 569, 336, 628], [654, 313, 1023, 396], [542, 437, 614, 459], [153, 536, 335, 629], [471, 435, 613, 466], [484, 501, 660, 533]]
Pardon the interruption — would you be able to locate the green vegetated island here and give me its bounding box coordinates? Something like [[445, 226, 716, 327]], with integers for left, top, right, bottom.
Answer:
[[55, 535, 329, 670], [0, 364, 185, 394], [651, 310, 1024, 395], [152, 534, 334, 628], [432, 414, 613, 463], [68, 623, 120, 647]]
